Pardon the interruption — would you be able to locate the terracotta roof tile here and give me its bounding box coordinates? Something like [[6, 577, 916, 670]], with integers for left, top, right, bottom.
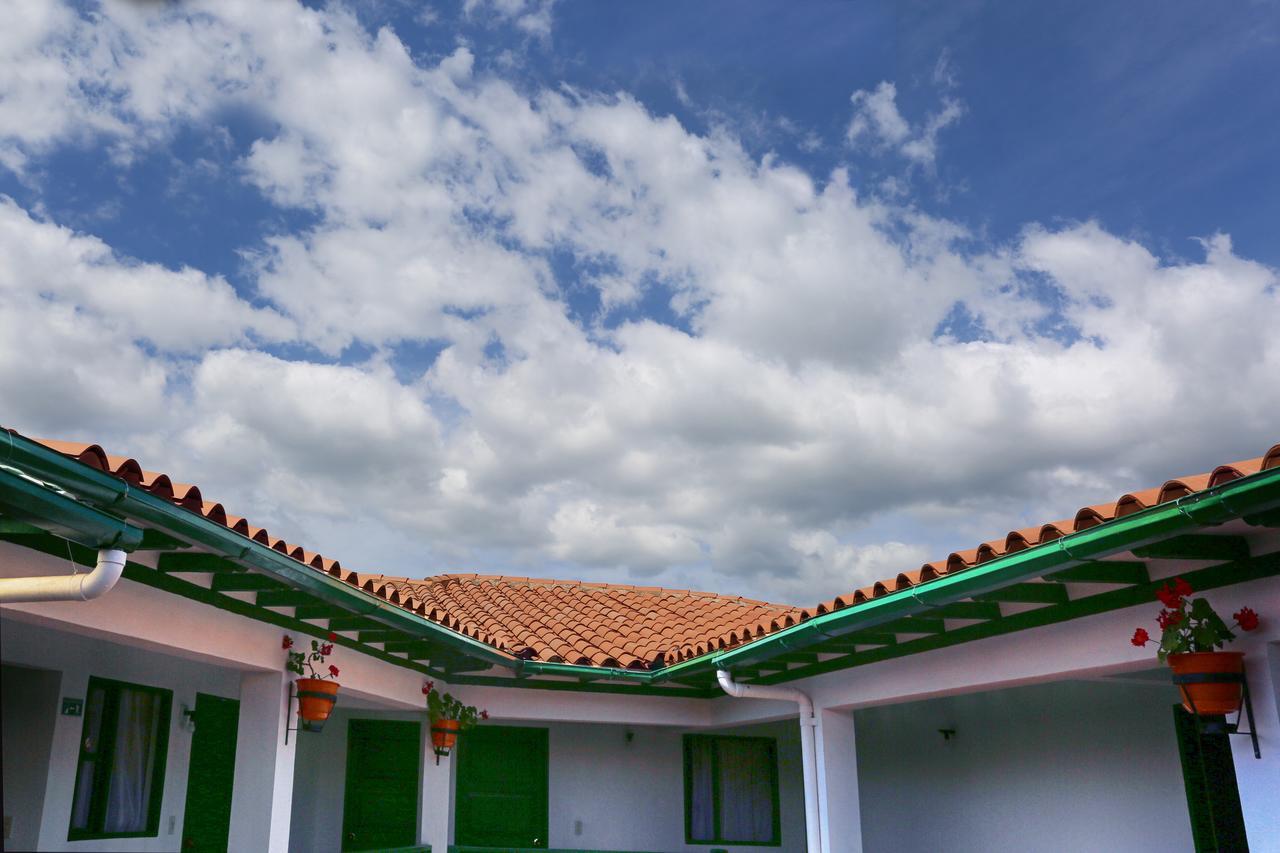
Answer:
[[9, 429, 1276, 671]]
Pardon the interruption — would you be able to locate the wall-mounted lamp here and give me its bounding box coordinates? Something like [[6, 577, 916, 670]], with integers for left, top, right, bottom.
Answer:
[[938, 728, 956, 742], [180, 705, 197, 731]]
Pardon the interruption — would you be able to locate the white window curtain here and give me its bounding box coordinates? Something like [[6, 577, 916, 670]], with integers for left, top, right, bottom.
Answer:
[[104, 688, 162, 833], [688, 736, 716, 840], [716, 738, 774, 842]]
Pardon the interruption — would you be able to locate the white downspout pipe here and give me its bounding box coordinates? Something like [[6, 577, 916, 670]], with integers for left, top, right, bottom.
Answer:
[[0, 548, 127, 603], [717, 669, 821, 853]]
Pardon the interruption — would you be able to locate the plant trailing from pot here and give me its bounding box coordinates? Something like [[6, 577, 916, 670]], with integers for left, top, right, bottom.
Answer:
[[423, 680, 487, 762], [284, 633, 341, 731], [1130, 578, 1261, 715]]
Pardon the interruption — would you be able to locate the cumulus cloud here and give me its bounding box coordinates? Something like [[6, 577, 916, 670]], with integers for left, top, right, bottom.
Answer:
[[1, 0, 1277, 605]]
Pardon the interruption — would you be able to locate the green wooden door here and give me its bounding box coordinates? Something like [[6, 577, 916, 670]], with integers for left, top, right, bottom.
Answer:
[[455, 725, 549, 848], [181, 693, 239, 853], [1173, 706, 1248, 852], [341, 719, 422, 851]]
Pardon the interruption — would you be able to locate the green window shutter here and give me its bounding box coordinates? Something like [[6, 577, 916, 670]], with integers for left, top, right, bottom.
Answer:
[[683, 734, 781, 846], [342, 719, 422, 851], [455, 725, 549, 848], [67, 676, 173, 841]]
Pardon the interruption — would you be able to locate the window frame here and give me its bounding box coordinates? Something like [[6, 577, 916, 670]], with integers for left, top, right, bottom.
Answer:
[[67, 676, 174, 842], [682, 733, 782, 847]]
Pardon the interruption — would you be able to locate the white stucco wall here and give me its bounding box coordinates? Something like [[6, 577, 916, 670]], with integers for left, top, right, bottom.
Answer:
[[1, 618, 242, 852], [290, 710, 809, 853], [853, 678, 1196, 853]]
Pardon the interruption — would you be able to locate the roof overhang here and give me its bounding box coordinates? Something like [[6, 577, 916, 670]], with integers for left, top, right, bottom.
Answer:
[[3, 428, 1279, 695]]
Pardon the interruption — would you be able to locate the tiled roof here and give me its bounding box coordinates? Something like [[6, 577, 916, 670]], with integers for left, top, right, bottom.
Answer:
[[14, 435, 802, 669], [10, 432, 1280, 670]]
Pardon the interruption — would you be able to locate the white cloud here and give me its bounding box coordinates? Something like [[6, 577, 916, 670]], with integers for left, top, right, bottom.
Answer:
[[846, 80, 964, 167], [463, 0, 556, 39], [1, 1, 1277, 606]]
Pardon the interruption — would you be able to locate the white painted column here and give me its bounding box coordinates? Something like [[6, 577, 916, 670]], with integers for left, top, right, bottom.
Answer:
[[228, 670, 297, 853], [419, 728, 455, 851], [815, 707, 862, 853], [1233, 640, 1280, 846]]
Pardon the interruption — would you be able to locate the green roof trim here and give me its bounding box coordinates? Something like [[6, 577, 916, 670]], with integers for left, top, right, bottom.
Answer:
[[3, 428, 1279, 692]]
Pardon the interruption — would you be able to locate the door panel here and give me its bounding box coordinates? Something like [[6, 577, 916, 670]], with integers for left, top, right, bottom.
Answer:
[[455, 725, 549, 848], [342, 719, 422, 851], [181, 693, 239, 852], [1173, 706, 1248, 852]]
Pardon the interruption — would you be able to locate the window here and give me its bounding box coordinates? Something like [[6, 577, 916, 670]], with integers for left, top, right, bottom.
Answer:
[[684, 734, 781, 846], [68, 677, 172, 840]]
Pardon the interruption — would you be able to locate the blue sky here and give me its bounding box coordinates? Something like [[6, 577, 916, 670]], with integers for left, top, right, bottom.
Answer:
[[1, 0, 1277, 603]]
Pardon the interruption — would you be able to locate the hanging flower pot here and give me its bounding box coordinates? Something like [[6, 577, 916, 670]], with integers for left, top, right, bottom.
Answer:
[[1167, 651, 1245, 715], [423, 680, 487, 763], [283, 634, 341, 732], [431, 718, 461, 753], [1130, 579, 1260, 717]]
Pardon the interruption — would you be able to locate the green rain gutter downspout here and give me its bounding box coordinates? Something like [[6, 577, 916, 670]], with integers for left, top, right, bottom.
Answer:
[[659, 464, 1280, 680], [1, 431, 515, 670]]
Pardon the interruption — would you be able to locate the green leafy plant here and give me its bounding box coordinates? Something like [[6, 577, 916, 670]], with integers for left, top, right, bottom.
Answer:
[[282, 633, 341, 680], [422, 680, 486, 729], [1130, 577, 1260, 662]]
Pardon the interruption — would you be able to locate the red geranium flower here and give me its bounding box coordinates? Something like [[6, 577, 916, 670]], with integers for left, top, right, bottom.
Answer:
[[1173, 577, 1193, 598], [422, 681, 435, 695], [1156, 609, 1184, 630], [328, 664, 340, 678], [480, 710, 489, 720], [327, 631, 338, 641], [282, 635, 294, 649], [1131, 628, 1150, 647], [1234, 607, 1260, 632], [320, 643, 334, 656], [1155, 584, 1182, 610]]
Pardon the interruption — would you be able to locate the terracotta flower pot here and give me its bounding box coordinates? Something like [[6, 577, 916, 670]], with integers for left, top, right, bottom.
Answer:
[[296, 678, 340, 725], [431, 718, 460, 752], [1168, 651, 1244, 715]]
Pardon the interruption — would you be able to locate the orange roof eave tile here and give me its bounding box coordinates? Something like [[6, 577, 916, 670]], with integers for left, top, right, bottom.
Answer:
[[6, 428, 1278, 672]]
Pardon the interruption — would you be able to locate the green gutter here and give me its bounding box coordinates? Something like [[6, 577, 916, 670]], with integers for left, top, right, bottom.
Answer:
[[679, 464, 1280, 677], [6, 428, 1278, 687], [0, 465, 142, 551], [2, 431, 514, 670]]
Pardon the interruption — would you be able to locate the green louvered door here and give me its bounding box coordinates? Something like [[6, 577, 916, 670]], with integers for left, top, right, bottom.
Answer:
[[455, 725, 549, 848], [342, 719, 422, 851], [181, 693, 239, 852]]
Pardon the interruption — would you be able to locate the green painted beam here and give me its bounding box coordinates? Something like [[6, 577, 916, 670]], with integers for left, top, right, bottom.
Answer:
[[830, 631, 898, 647], [211, 572, 288, 593], [358, 630, 403, 644], [136, 529, 190, 551], [1132, 534, 1250, 562], [772, 652, 820, 665], [157, 552, 241, 574], [748, 549, 1280, 686], [974, 582, 1070, 605], [1243, 507, 1280, 528], [879, 616, 946, 634], [1047, 560, 1149, 585], [327, 615, 383, 632], [254, 590, 321, 608], [293, 603, 351, 620], [923, 600, 1003, 620]]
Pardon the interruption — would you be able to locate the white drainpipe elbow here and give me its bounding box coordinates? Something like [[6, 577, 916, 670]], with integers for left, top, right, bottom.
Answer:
[[0, 548, 127, 603], [717, 669, 822, 853]]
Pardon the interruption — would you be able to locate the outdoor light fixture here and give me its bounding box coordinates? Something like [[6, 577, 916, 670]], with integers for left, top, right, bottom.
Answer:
[[938, 728, 956, 742]]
